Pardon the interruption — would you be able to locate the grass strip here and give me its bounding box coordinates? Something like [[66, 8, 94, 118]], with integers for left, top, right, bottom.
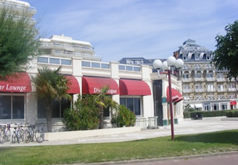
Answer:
[[0, 129, 238, 165]]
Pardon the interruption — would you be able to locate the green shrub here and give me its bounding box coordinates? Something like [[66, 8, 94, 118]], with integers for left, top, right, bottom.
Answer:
[[63, 95, 99, 130], [183, 112, 191, 118], [112, 105, 136, 127], [226, 110, 238, 117], [184, 110, 230, 119]]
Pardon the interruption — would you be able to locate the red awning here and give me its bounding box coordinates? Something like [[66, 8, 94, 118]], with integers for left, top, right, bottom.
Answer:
[[0, 72, 32, 93], [166, 87, 183, 103], [82, 76, 119, 95], [230, 100, 237, 106], [119, 79, 151, 96], [64, 75, 80, 94]]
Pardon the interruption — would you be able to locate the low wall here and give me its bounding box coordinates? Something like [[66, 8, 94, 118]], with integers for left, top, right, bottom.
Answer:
[[44, 126, 142, 141]]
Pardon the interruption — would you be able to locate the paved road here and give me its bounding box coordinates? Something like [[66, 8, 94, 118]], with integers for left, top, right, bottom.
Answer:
[[98, 153, 238, 165], [1, 117, 238, 147]]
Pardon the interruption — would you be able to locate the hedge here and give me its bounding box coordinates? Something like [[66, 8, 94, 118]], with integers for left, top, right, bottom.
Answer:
[[184, 110, 238, 119], [226, 110, 238, 117]]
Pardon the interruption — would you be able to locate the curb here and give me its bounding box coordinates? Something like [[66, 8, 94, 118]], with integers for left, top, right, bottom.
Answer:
[[65, 151, 238, 165]]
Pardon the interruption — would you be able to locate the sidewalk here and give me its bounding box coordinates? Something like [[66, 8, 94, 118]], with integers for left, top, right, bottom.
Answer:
[[1, 117, 238, 147]]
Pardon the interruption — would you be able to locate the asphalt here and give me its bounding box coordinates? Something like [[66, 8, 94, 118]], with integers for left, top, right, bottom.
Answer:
[[1, 117, 238, 147]]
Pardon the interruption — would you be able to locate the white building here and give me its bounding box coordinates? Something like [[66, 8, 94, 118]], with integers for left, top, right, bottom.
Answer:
[[0, 34, 184, 131], [0, 0, 184, 131], [177, 39, 237, 111]]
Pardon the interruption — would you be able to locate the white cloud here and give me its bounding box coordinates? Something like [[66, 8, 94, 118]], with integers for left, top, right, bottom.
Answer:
[[31, 0, 238, 60]]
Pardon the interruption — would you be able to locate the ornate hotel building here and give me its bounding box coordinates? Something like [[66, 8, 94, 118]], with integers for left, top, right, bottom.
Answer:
[[177, 39, 237, 110]]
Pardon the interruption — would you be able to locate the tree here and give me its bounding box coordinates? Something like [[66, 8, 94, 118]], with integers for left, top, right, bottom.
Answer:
[[94, 87, 118, 129], [213, 20, 238, 79], [33, 67, 71, 132], [0, 8, 39, 78]]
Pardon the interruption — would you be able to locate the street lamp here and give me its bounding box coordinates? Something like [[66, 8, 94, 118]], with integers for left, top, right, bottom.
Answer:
[[153, 56, 184, 140]]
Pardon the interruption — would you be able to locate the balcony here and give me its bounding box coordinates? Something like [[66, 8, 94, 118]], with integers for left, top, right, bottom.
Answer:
[[217, 78, 226, 82], [206, 77, 215, 81], [194, 77, 204, 81], [183, 89, 192, 93], [228, 88, 236, 92], [206, 89, 216, 92], [182, 78, 193, 82], [195, 89, 204, 93], [217, 89, 226, 92]]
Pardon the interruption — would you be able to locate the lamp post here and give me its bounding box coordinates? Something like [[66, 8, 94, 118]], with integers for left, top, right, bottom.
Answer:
[[153, 56, 184, 140]]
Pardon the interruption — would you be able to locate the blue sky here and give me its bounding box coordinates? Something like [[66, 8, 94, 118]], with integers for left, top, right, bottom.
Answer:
[[26, 0, 238, 61]]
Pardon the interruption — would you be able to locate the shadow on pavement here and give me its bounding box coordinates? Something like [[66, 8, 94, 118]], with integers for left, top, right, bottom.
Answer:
[[175, 130, 238, 145]]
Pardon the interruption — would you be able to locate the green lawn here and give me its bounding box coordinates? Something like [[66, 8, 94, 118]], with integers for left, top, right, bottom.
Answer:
[[1, 130, 238, 165]]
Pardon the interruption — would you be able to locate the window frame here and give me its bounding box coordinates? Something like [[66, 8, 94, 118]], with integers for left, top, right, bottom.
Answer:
[[0, 94, 25, 120], [120, 96, 143, 116]]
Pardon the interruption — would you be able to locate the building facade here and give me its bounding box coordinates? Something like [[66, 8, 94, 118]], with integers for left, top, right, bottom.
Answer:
[[0, 34, 184, 130], [177, 39, 237, 110], [0, 0, 184, 131]]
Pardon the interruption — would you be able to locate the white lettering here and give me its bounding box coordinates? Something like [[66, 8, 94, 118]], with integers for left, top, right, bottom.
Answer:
[[93, 88, 117, 94], [0, 85, 5, 91], [6, 84, 26, 92]]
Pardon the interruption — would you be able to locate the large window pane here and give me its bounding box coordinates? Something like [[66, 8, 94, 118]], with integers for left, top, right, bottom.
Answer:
[[134, 98, 141, 115], [61, 59, 72, 65], [52, 100, 60, 118], [0, 96, 11, 119], [13, 96, 24, 119], [37, 57, 48, 63], [50, 58, 60, 64], [120, 98, 126, 106], [61, 99, 71, 117], [127, 98, 133, 112], [101, 63, 110, 69], [37, 98, 46, 118], [92, 62, 100, 68], [82, 61, 90, 67], [119, 65, 125, 70]]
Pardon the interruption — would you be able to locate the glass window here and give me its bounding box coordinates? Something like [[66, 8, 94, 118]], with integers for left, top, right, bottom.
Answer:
[[222, 104, 227, 110], [37, 57, 48, 63], [38, 98, 71, 118], [52, 100, 60, 118], [37, 98, 46, 118], [0, 96, 11, 119], [134, 98, 141, 115], [92, 62, 100, 68], [127, 98, 133, 111], [120, 97, 141, 116], [13, 96, 24, 119], [49, 58, 60, 64], [126, 66, 133, 71], [61, 59, 72, 65], [133, 67, 141, 72], [103, 107, 110, 117], [119, 65, 125, 70], [120, 98, 126, 106], [101, 63, 110, 69], [82, 61, 91, 67], [39, 49, 51, 55], [0, 95, 24, 119]]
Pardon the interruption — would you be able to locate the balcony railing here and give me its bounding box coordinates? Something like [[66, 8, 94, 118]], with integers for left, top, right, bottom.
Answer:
[[194, 77, 204, 81], [217, 78, 226, 82], [228, 88, 236, 92], [206, 89, 216, 92], [183, 89, 192, 93], [217, 89, 226, 92], [182, 78, 193, 82], [195, 89, 204, 92], [206, 77, 215, 81]]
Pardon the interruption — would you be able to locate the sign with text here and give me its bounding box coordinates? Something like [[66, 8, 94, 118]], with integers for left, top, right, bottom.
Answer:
[[0, 72, 32, 93]]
